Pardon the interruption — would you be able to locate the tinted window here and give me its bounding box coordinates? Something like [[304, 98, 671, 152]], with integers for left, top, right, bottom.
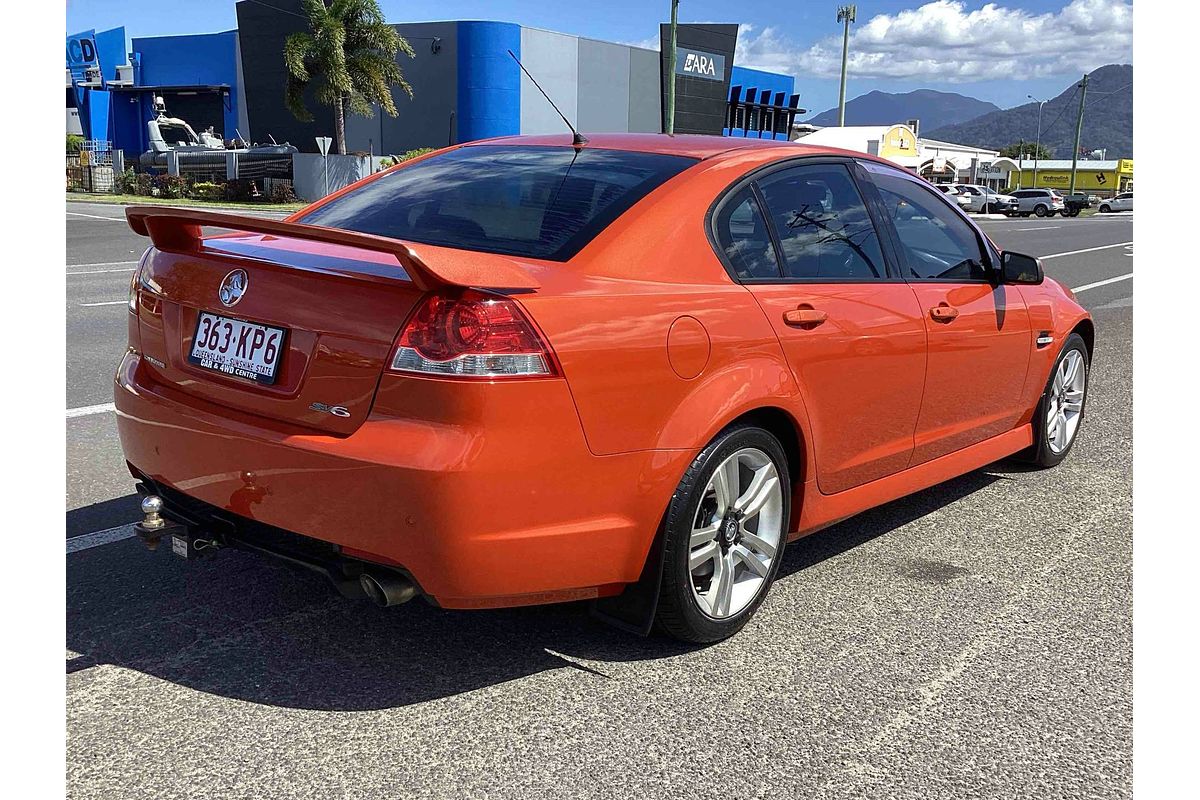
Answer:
[[1012, 190, 1032, 198], [300, 145, 696, 261], [713, 186, 780, 280], [755, 164, 887, 281], [861, 162, 989, 282]]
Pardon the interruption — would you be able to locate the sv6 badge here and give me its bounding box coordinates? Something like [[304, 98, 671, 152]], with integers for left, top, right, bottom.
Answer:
[[309, 402, 351, 418]]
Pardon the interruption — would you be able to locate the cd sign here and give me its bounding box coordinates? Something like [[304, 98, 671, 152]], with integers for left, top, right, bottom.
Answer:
[[66, 30, 99, 81]]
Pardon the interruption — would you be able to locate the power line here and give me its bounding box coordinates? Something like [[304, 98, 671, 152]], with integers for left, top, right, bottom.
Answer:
[[1037, 83, 1080, 139]]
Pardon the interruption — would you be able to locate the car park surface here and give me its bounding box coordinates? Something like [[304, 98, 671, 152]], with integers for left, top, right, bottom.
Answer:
[[67, 199, 1131, 798]]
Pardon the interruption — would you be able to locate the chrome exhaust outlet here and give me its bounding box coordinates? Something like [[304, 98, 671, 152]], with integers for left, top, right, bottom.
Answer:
[[359, 572, 417, 607]]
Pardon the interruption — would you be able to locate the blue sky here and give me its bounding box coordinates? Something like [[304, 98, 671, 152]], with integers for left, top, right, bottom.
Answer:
[[67, 0, 1132, 118]]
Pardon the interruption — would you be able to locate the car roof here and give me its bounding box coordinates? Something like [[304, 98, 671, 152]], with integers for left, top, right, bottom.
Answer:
[[465, 132, 864, 161]]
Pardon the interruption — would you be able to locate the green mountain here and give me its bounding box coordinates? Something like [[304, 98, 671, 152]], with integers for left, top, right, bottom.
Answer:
[[925, 64, 1132, 158], [806, 89, 1000, 132]]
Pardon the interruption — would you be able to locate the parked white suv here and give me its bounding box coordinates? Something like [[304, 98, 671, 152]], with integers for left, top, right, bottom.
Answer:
[[952, 184, 1019, 215], [1011, 188, 1066, 217], [1098, 192, 1132, 213], [935, 184, 973, 209]]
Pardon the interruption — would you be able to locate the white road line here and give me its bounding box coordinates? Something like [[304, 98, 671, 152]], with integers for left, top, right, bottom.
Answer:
[[68, 259, 138, 268], [1071, 273, 1133, 293], [67, 524, 136, 554], [79, 300, 127, 307], [68, 268, 136, 276], [66, 402, 115, 418], [66, 211, 124, 222], [1018, 226, 1060, 231], [1040, 241, 1133, 260]]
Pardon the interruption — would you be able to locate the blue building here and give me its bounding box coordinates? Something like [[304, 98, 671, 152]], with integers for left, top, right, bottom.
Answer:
[[67, 3, 799, 159]]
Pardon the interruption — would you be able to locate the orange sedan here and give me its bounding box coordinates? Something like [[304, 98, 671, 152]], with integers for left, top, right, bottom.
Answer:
[[116, 134, 1093, 642]]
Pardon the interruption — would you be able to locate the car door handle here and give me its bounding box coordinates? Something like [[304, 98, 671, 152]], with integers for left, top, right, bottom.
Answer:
[[930, 304, 960, 323], [783, 306, 828, 328]]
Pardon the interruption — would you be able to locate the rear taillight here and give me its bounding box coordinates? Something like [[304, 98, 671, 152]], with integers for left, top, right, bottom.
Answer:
[[128, 261, 141, 313], [389, 289, 557, 378]]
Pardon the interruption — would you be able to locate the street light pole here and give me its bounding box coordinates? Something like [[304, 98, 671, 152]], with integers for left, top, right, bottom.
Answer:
[[1027, 94, 1047, 190], [836, 5, 856, 126], [666, 0, 679, 135]]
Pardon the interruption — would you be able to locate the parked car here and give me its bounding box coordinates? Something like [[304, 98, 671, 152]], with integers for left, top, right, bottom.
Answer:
[[935, 183, 973, 209], [1099, 192, 1132, 213], [1010, 188, 1066, 217], [118, 134, 1093, 643], [952, 184, 1019, 215]]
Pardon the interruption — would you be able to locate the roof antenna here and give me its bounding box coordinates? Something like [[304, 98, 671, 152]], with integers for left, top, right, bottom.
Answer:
[[507, 49, 588, 148]]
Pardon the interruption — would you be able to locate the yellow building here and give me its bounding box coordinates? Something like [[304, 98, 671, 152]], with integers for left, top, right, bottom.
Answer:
[[1004, 159, 1133, 195]]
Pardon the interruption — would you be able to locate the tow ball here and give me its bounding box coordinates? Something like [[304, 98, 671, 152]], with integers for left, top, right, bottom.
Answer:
[[134, 495, 220, 559]]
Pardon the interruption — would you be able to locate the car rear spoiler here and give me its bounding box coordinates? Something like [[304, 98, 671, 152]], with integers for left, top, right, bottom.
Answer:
[[124, 205, 540, 291]]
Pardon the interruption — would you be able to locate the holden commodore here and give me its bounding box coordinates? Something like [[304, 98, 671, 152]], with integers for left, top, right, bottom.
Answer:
[[117, 134, 1092, 642]]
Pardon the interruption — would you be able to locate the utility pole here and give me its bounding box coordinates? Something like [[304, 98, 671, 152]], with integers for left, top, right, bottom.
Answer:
[[836, 5, 856, 126], [1028, 94, 1047, 189], [1017, 138, 1025, 189], [666, 0, 679, 135], [1069, 72, 1089, 196]]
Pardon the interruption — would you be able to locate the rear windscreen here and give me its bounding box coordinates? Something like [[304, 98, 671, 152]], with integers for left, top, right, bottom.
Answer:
[[299, 145, 697, 261]]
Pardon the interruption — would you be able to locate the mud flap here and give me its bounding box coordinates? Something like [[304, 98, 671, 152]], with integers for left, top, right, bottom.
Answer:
[[588, 525, 666, 637]]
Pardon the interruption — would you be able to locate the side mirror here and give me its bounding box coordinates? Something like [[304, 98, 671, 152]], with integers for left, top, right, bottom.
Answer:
[[1000, 251, 1044, 285]]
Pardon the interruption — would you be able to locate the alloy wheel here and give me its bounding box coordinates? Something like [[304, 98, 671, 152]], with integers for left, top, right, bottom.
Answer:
[[1047, 349, 1086, 454], [687, 448, 784, 619]]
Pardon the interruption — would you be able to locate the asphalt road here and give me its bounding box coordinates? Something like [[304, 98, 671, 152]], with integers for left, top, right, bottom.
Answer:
[[66, 201, 1132, 799]]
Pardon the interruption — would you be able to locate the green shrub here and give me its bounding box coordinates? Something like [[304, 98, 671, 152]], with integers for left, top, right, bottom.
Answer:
[[154, 175, 190, 199], [66, 134, 84, 154], [397, 147, 435, 163], [269, 181, 297, 204], [133, 172, 154, 196], [191, 181, 226, 201]]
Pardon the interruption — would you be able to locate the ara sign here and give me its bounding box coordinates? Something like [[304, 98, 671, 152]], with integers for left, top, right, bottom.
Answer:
[[674, 48, 725, 81], [66, 30, 99, 82]]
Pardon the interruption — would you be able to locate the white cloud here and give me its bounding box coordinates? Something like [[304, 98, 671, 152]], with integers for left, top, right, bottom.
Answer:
[[735, 0, 1132, 83]]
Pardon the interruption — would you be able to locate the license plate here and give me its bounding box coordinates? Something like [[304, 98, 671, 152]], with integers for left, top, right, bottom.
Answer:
[[188, 311, 286, 385]]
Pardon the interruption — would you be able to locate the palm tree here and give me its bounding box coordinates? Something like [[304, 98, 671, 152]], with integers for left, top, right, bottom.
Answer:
[[284, 0, 414, 155]]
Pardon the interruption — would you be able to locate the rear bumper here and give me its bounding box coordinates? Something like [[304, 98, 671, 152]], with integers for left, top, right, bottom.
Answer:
[[114, 351, 689, 608]]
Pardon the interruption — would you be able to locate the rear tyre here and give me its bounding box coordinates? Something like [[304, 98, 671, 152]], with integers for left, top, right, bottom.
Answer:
[[655, 425, 790, 643], [1028, 333, 1090, 468], [1034, 204, 1048, 217]]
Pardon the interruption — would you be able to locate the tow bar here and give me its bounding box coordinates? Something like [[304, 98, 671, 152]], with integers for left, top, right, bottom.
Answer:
[[134, 495, 220, 559]]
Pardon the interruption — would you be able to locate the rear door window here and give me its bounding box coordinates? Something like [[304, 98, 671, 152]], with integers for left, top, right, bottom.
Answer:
[[300, 145, 697, 261], [754, 164, 888, 281]]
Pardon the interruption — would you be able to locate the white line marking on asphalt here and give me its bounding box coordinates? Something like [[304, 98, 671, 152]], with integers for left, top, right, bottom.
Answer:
[[68, 268, 136, 275], [1071, 273, 1133, 293], [66, 402, 115, 418], [1040, 241, 1133, 260], [79, 300, 127, 307], [67, 524, 136, 554], [66, 211, 124, 222], [1018, 226, 1060, 231], [68, 259, 138, 269]]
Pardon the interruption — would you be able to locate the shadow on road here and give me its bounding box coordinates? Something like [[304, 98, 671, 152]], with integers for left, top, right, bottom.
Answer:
[[67, 466, 1004, 711], [67, 493, 140, 538]]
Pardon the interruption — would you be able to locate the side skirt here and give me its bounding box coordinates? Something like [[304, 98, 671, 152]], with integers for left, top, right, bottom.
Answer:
[[792, 425, 1034, 538]]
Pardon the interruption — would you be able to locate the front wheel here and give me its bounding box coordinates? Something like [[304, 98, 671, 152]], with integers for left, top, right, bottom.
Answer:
[[1099, 204, 1111, 213], [656, 425, 790, 643], [1028, 333, 1090, 468]]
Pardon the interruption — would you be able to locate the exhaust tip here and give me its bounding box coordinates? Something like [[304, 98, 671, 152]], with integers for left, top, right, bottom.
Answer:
[[359, 572, 416, 607]]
